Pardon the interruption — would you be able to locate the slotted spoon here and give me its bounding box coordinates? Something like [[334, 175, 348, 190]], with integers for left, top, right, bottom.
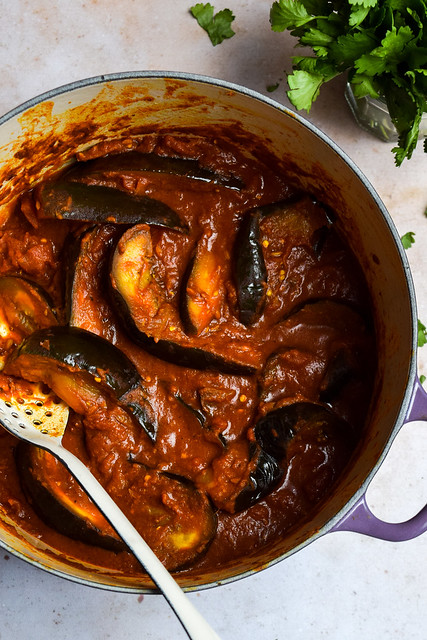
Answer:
[[0, 384, 220, 640]]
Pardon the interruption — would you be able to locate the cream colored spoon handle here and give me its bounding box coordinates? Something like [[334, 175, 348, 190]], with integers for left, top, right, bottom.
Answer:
[[54, 443, 221, 640]]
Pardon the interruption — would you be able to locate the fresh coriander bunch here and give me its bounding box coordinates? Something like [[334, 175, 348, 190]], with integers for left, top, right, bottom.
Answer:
[[270, 0, 427, 165]]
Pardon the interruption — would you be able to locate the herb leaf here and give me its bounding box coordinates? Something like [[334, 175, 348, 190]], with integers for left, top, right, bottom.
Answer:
[[190, 3, 235, 46], [418, 319, 427, 347], [270, 0, 314, 32], [287, 70, 325, 110], [401, 231, 416, 248]]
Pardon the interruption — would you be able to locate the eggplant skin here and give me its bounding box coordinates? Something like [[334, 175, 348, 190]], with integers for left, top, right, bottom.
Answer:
[[233, 446, 283, 512], [15, 442, 125, 552], [35, 179, 188, 231], [6, 325, 141, 399], [110, 284, 255, 375], [120, 310, 256, 375], [63, 224, 120, 326], [233, 209, 267, 326], [254, 402, 352, 462], [66, 151, 245, 190], [0, 276, 58, 351]]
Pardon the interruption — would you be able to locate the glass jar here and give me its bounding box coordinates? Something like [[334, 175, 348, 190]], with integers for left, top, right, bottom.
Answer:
[[345, 82, 427, 142]]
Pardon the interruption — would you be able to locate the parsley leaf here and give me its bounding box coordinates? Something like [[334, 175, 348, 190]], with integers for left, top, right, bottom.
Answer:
[[401, 231, 416, 248], [350, 73, 380, 98], [287, 70, 325, 111], [190, 3, 235, 46], [349, 5, 371, 28], [418, 319, 427, 347], [270, 0, 315, 32], [329, 32, 377, 67]]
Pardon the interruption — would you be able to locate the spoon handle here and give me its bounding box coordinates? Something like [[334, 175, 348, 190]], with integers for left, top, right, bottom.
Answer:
[[55, 444, 221, 640]]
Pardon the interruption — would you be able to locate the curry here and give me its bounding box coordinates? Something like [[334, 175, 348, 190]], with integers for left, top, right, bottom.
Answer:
[[0, 132, 376, 577]]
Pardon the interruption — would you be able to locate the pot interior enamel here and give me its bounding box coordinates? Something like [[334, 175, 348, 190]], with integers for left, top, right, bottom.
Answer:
[[0, 73, 417, 592]]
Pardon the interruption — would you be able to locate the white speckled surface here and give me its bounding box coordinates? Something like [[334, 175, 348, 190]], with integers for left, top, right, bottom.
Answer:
[[0, 2, 426, 639]]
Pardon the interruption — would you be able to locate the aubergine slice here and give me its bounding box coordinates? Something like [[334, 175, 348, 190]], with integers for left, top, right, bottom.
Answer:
[[254, 402, 353, 462], [110, 227, 255, 375], [16, 442, 124, 552], [180, 247, 223, 336], [233, 444, 283, 512], [4, 325, 157, 441], [255, 401, 355, 505], [0, 276, 57, 360], [64, 224, 120, 328], [34, 179, 188, 231], [203, 439, 283, 513], [123, 330, 255, 374], [110, 224, 168, 322], [65, 151, 244, 190], [5, 325, 140, 399], [232, 195, 319, 326], [259, 195, 331, 246], [233, 209, 267, 326], [119, 467, 217, 571]]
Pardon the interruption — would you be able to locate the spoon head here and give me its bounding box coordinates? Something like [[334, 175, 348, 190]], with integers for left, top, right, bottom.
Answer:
[[0, 383, 69, 444]]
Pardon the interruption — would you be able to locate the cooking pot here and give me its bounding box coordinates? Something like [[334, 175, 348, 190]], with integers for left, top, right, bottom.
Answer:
[[0, 72, 425, 592]]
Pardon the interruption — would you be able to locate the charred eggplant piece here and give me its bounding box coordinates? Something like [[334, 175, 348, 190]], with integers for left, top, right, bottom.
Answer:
[[233, 444, 283, 512], [259, 195, 331, 247], [233, 209, 267, 326], [110, 224, 167, 322], [256, 402, 355, 505], [204, 439, 283, 513], [111, 318, 255, 375], [255, 401, 353, 462], [66, 151, 244, 190], [4, 325, 157, 441], [180, 248, 223, 335], [64, 224, 119, 328], [5, 325, 140, 399], [0, 276, 57, 361], [106, 464, 217, 571], [35, 179, 188, 231], [110, 228, 255, 375], [16, 442, 124, 552]]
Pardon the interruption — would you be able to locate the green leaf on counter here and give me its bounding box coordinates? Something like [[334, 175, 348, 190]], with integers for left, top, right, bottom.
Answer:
[[401, 231, 416, 248], [190, 3, 235, 45], [418, 319, 427, 347]]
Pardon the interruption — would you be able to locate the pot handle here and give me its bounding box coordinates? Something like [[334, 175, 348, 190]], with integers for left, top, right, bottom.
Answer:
[[331, 376, 427, 541]]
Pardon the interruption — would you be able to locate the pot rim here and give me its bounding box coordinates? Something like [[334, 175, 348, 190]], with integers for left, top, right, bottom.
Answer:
[[0, 70, 419, 592]]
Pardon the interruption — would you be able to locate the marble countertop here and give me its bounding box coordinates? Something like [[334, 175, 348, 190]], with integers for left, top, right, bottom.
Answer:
[[0, 2, 426, 639]]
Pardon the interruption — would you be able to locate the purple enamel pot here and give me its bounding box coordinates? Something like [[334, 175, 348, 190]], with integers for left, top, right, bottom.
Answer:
[[0, 72, 425, 592]]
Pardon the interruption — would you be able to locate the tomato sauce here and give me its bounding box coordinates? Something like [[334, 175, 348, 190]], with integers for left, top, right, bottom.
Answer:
[[0, 133, 376, 578]]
